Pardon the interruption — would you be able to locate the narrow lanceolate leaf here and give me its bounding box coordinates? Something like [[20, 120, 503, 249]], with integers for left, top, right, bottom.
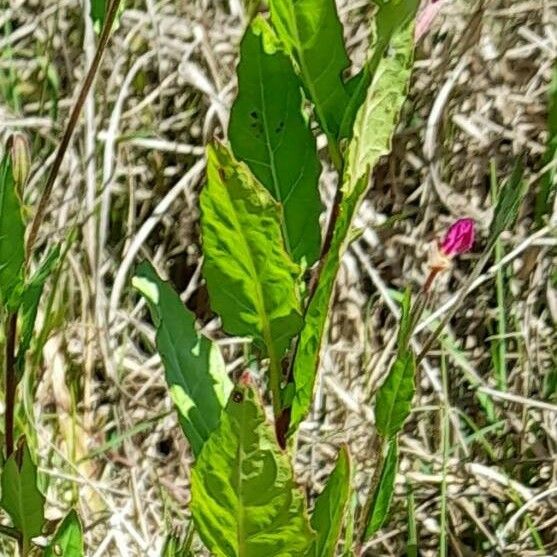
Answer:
[[0, 154, 25, 309], [339, 0, 420, 140], [16, 246, 61, 376], [488, 158, 527, 248], [268, 0, 350, 143], [310, 445, 351, 557], [289, 16, 416, 433], [1, 439, 45, 554], [201, 142, 303, 359], [45, 510, 84, 557], [133, 261, 232, 458], [344, 20, 415, 192], [375, 353, 415, 439], [191, 383, 314, 557], [229, 19, 322, 264], [364, 439, 399, 539], [375, 289, 415, 438]]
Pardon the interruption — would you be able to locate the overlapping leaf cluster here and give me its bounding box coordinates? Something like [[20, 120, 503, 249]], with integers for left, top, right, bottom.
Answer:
[[134, 1, 419, 554]]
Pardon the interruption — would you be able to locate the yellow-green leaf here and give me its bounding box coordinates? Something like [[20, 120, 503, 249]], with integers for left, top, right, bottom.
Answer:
[[191, 383, 314, 556], [201, 143, 303, 359]]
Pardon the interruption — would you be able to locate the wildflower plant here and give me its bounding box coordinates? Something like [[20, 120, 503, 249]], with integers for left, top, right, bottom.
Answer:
[[0, 0, 533, 555], [131, 1, 529, 555]]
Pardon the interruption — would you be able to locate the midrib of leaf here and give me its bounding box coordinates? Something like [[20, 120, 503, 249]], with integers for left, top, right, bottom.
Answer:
[[257, 49, 292, 254]]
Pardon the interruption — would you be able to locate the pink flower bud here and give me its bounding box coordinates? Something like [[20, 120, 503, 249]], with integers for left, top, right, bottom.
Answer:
[[440, 218, 475, 257]]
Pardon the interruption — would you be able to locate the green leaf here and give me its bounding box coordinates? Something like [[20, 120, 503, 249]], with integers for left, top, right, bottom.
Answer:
[[16, 246, 61, 376], [90, 0, 107, 29], [268, 0, 350, 144], [364, 439, 398, 539], [90, 0, 125, 34], [310, 445, 351, 557], [201, 142, 303, 359], [289, 16, 416, 433], [396, 288, 413, 353], [191, 382, 314, 557], [375, 352, 415, 439], [488, 158, 527, 247], [339, 0, 419, 140], [1, 439, 45, 554], [45, 510, 84, 557], [374, 279, 415, 441], [133, 261, 232, 458], [229, 19, 322, 265], [0, 154, 25, 309], [344, 19, 415, 191]]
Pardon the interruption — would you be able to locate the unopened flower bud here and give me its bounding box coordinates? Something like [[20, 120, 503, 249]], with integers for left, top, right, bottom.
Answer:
[[7, 133, 31, 191], [440, 218, 475, 257], [423, 218, 476, 293]]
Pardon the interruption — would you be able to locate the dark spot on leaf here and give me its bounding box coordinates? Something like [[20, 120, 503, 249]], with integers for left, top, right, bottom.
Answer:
[[250, 110, 258, 119], [232, 390, 244, 403]]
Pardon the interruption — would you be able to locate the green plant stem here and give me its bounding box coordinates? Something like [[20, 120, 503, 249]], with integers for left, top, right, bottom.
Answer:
[[4, 311, 18, 458], [25, 0, 122, 259]]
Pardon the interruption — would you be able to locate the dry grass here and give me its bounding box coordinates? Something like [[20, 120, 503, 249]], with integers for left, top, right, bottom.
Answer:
[[1, 0, 556, 555]]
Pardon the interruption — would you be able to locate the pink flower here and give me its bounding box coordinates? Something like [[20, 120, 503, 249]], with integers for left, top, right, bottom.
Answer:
[[440, 218, 475, 257]]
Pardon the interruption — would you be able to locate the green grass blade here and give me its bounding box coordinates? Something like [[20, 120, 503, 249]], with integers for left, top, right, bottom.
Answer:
[[375, 353, 415, 439], [229, 19, 322, 264], [191, 383, 314, 556], [488, 158, 527, 248], [133, 261, 232, 458]]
